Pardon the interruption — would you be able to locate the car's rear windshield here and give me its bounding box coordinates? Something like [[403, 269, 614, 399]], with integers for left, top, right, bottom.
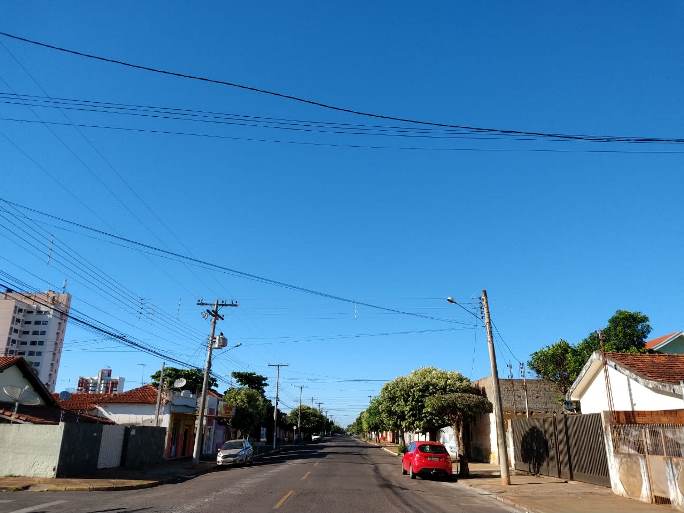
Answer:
[[418, 444, 448, 454], [222, 441, 243, 449]]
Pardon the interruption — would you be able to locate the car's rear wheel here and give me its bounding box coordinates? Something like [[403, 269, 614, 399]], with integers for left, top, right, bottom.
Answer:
[[409, 465, 416, 479]]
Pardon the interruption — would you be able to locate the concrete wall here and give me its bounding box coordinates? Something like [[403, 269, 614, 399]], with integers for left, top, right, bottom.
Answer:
[[0, 424, 63, 477], [582, 366, 684, 414], [56, 422, 102, 477]]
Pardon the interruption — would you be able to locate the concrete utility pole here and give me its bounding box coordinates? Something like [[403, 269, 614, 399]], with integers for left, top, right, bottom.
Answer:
[[269, 363, 288, 450], [297, 385, 304, 441], [311, 396, 315, 408], [154, 362, 165, 427], [193, 299, 238, 464], [481, 289, 511, 486], [520, 363, 530, 418]]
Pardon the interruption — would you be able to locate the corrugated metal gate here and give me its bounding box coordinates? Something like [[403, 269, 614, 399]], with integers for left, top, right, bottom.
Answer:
[[512, 413, 609, 486]]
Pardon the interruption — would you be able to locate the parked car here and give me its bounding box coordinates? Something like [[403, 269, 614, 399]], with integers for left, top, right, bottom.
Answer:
[[401, 441, 453, 480], [217, 439, 254, 466], [311, 433, 322, 442]]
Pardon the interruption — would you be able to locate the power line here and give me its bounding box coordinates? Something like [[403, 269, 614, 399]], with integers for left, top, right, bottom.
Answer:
[[0, 198, 475, 327], [2, 116, 682, 154], [0, 30, 682, 145]]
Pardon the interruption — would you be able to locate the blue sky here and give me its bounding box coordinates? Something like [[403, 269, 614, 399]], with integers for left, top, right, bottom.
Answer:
[[1, 2, 682, 425]]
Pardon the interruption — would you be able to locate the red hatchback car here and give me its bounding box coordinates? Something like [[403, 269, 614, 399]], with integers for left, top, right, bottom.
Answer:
[[401, 441, 454, 480]]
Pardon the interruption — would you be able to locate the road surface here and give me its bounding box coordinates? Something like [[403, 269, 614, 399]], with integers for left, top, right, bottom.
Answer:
[[0, 437, 518, 513]]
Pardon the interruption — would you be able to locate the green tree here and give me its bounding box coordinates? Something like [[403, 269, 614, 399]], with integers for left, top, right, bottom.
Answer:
[[224, 387, 269, 439], [286, 405, 325, 437], [379, 367, 472, 442], [528, 339, 576, 394], [528, 310, 651, 394], [231, 372, 268, 395], [426, 391, 492, 476], [150, 367, 217, 394]]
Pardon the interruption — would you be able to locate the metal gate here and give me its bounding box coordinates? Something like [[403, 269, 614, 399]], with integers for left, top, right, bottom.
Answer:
[[97, 425, 125, 469], [512, 413, 609, 486]]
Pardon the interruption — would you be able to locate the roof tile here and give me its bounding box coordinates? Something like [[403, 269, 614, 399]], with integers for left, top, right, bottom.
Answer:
[[60, 384, 159, 410], [645, 331, 682, 350], [608, 352, 684, 384]]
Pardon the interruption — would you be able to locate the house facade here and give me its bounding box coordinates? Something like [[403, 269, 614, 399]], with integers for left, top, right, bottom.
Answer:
[[645, 331, 684, 354], [60, 385, 230, 458], [568, 351, 684, 413]]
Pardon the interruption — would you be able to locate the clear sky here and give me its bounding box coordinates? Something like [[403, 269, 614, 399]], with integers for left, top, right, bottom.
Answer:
[[1, 2, 682, 425]]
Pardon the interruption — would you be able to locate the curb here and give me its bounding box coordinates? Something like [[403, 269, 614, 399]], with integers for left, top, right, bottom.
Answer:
[[382, 447, 399, 457], [457, 480, 538, 513]]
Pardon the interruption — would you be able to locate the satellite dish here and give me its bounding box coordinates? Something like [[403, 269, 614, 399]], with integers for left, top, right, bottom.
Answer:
[[59, 391, 72, 401], [172, 378, 187, 389], [2, 385, 41, 405]]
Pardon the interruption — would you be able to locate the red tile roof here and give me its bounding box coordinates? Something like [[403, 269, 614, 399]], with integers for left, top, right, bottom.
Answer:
[[0, 405, 113, 424], [608, 352, 684, 384], [60, 384, 159, 411], [0, 356, 20, 370], [645, 331, 682, 350]]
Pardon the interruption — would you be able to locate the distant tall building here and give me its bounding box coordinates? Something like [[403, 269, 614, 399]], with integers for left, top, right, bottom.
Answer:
[[77, 368, 125, 394], [0, 290, 71, 392]]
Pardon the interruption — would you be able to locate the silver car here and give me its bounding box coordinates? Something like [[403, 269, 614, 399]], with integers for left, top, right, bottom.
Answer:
[[217, 439, 254, 466]]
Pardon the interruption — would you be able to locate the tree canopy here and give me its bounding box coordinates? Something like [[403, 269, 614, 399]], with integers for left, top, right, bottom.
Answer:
[[231, 371, 268, 395], [150, 367, 217, 394], [529, 309, 651, 394], [223, 387, 269, 439]]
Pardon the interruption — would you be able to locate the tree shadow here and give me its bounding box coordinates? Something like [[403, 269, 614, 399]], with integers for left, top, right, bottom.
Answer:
[[520, 426, 549, 475]]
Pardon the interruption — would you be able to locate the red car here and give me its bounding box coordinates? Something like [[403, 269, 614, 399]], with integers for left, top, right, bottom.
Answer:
[[401, 441, 454, 480]]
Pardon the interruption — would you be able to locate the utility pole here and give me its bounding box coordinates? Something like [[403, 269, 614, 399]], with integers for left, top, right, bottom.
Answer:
[[520, 363, 530, 418], [507, 362, 516, 416], [193, 299, 238, 465], [481, 289, 511, 486], [311, 396, 315, 408], [154, 362, 165, 427], [269, 363, 288, 450], [297, 385, 304, 442]]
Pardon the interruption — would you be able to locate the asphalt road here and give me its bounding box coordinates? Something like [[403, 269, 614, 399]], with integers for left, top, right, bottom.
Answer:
[[0, 437, 518, 513]]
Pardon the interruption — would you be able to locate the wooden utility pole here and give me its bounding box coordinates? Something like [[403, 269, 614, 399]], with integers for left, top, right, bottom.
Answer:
[[520, 363, 530, 418], [481, 289, 511, 486], [193, 299, 238, 464], [269, 363, 288, 449]]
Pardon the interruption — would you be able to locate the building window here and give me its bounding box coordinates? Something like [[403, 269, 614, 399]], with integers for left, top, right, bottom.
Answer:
[[17, 308, 23, 313], [28, 351, 35, 356], [17, 351, 25, 356], [34, 321, 42, 325], [37, 341, 44, 346], [30, 341, 37, 346], [10, 339, 16, 345], [39, 331, 46, 335], [33, 362, 40, 367], [26, 310, 34, 314], [22, 330, 29, 335], [35, 351, 42, 356], [32, 330, 39, 335], [19, 341, 27, 345], [23, 320, 31, 325], [13, 328, 18, 334], [7, 349, 14, 355], [42, 321, 48, 325], [15, 319, 21, 324]]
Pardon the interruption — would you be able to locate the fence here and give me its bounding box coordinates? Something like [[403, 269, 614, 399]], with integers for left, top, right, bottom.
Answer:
[[511, 413, 610, 486], [609, 422, 684, 507]]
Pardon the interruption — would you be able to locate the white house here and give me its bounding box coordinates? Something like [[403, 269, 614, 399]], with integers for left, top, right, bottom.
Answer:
[[568, 351, 684, 413], [645, 331, 684, 353]]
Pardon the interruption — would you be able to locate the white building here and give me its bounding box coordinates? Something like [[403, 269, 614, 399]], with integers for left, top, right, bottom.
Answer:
[[568, 351, 684, 413], [0, 290, 71, 392], [77, 368, 125, 394]]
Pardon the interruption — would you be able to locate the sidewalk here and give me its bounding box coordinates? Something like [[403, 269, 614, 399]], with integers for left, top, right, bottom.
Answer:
[[0, 460, 218, 492], [461, 464, 666, 513], [0, 445, 290, 492], [368, 440, 664, 513]]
